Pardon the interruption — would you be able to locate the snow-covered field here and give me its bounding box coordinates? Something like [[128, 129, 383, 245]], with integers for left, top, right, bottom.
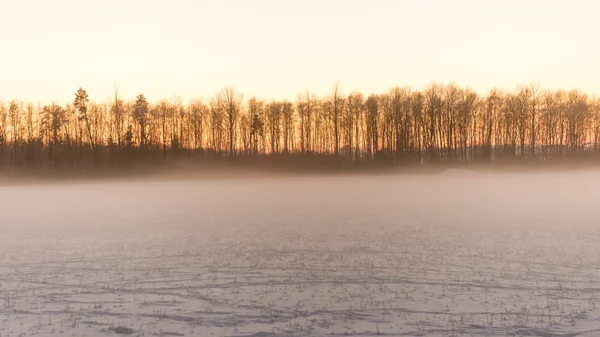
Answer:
[[2, 171, 600, 337]]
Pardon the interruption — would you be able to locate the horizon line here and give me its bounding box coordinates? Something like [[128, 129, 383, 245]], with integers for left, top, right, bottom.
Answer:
[[2, 80, 599, 106]]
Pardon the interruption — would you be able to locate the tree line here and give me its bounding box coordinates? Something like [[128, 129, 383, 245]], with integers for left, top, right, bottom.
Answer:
[[1, 82, 599, 170]]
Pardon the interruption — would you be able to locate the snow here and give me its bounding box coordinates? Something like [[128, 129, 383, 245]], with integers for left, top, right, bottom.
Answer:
[[1, 172, 600, 336]]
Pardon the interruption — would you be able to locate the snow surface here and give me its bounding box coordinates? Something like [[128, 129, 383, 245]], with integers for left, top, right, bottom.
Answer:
[[2, 172, 600, 336]]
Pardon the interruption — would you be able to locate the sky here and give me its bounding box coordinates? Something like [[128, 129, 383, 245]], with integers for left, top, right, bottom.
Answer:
[[1, 0, 600, 105]]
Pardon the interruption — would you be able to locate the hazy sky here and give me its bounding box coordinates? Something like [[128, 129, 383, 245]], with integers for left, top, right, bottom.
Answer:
[[2, 0, 599, 104]]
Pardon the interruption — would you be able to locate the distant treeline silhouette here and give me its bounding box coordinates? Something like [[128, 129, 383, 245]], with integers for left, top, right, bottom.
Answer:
[[1, 82, 599, 170]]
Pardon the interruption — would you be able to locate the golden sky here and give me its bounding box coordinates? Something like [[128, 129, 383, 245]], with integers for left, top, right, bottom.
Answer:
[[1, 0, 599, 104]]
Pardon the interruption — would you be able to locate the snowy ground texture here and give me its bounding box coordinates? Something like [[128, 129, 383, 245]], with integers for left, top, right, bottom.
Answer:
[[2, 171, 600, 337]]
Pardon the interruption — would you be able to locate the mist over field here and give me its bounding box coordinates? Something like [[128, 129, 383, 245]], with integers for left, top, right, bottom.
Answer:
[[2, 171, 600, 336]]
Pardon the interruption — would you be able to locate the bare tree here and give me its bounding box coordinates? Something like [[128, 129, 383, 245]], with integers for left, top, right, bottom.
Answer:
[[346, 91, 365, 160], [8, 100, 22, 164], [365, 94, 379, 159], [329, 82, 344, 156], [218, 86, 243, 156]]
